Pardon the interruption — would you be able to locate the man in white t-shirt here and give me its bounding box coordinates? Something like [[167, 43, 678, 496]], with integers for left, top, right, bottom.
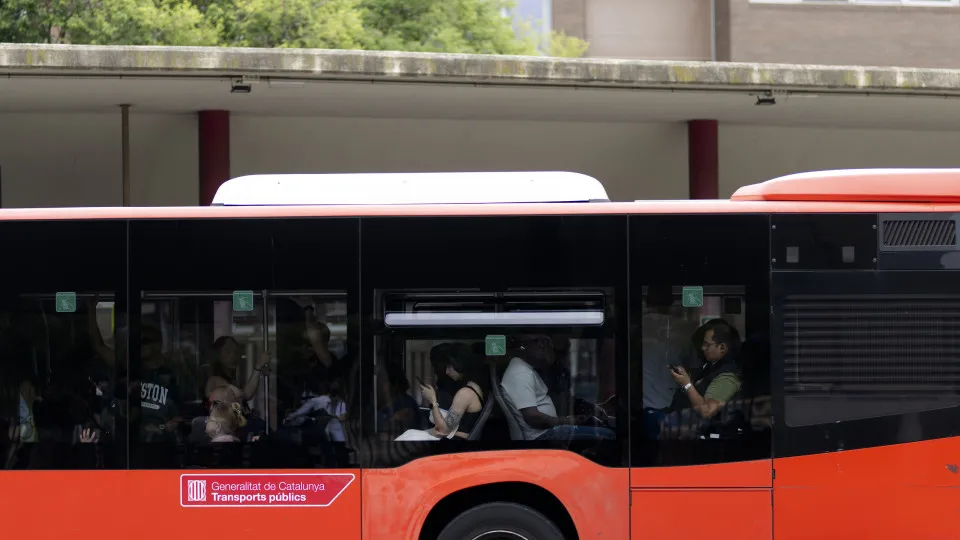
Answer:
[[500, 335, 615, 442]]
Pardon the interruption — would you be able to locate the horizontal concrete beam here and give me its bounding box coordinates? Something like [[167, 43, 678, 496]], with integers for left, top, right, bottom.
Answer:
[[2, 44, 960, 95]]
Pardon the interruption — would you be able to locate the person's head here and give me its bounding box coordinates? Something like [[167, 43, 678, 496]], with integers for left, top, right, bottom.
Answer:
[[205, 400, 246, 439], [212, 336, 241, 369], [512, 334, 554, 369], [443, 343, 485, 386], [326, 379, 342, 399], [208, 384, 239, 405], [702, 324, 741, 364]]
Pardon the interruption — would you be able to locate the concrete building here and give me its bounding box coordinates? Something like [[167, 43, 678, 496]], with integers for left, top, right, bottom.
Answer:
[[1, 44, 960, 208], [549, 0, 960, 68]]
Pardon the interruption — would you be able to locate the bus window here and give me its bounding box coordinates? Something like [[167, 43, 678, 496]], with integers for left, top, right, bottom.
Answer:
[[365, 287, 622, 468], [134, 291, 355, 469], [129, 217, 360, 469], [360, 214, 629, 468], [630, 214, 772, 468], [0, 220, 126, 471]]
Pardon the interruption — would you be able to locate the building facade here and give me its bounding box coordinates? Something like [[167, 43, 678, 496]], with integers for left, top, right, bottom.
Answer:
[[547, 0, 960, 68]]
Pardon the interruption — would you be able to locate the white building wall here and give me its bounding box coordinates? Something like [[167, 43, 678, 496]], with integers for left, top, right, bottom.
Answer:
[[231, 117, 689, 202], [3, 114, 960, 207], [0, 112, 198, 208], [719, 125, 960, 199]]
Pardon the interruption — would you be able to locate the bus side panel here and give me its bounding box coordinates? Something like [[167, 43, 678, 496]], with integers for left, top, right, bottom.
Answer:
[[630, 460, 771, 540], [0, 469, 362, 539], [630, 488, 771, 540], [774, 438, 960, 540], [361, 451, 629, 540]]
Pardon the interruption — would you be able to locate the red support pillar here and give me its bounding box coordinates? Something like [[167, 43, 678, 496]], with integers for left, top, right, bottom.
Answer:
[[198, 110, 230, 206], [688, 119, 719, 199]]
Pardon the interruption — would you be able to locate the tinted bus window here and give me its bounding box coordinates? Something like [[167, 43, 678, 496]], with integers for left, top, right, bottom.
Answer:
[[630, 215, 771, 467], [0, 220, 126, 470], [129, 218, 360, 469], [360, 215, 628, 468]]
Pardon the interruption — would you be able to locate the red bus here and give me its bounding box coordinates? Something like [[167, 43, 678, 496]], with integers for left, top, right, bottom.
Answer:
[[1, 169, 958, 540]]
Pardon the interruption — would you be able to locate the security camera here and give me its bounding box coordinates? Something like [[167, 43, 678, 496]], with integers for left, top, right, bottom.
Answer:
[[230, 78, 252, 94]]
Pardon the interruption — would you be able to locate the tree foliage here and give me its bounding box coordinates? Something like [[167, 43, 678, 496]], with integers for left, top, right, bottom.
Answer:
[[0, 0, 589, 57]]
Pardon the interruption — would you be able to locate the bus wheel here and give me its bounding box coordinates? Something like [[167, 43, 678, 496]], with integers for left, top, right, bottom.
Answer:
[[437, 502, 566, 540]]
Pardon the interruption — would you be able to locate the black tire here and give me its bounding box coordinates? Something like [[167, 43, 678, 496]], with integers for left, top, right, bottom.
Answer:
[[437, 502, 566, 540]]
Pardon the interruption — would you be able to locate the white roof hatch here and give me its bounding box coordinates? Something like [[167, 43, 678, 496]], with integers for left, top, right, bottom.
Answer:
[[211, 171, 610, 206]]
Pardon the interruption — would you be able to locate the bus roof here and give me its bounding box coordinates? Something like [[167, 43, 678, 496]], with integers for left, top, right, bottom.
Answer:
[[4, 168, 960, 221], [732, 168, 960, 203], [0, 200, 958, 221], [211, 171, 611, 206]]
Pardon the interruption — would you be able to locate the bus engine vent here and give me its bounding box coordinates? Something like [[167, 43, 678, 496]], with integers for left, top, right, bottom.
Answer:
[[782, 294, 960, 427], [881, 218, 956, 248]]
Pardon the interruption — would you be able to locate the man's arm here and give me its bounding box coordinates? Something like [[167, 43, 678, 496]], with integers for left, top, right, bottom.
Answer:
[[686, 374, 740, 419], [519, 407, 572, 429]]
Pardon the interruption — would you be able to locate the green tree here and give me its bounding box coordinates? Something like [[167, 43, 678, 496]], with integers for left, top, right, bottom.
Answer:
[[230, 0, 365, 49], [66, 0, 219, 45], [359, 0, 536, 55], [0, 0, 80, 43], [0, 0, 589, 57], [0, 0, 218, 45]]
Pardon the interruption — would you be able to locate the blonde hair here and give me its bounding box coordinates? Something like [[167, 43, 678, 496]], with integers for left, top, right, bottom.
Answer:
[[209, 400, 247, 433]]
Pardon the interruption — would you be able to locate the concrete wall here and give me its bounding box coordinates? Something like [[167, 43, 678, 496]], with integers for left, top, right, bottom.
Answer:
[[553, 0, 712, 60], [6, 113, 960, 207], [0, 113, 197, 208], [230, 117, 689, 202], [718, 124, 960, 197], [720, 0, 960, 68]]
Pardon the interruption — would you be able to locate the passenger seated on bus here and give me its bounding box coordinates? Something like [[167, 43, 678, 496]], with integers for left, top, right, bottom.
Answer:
[[500, 335, 615, 442], [429, 343, 459, 410], [205, 400, 246, 443], [667, 323, 742, 421], [395, 344, 487, 441], [283, 380, 347, 442], [203, 335, 270, 402]]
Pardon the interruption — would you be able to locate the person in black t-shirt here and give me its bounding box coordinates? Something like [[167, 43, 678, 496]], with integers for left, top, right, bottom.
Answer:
[[138, 325, 181, 442]]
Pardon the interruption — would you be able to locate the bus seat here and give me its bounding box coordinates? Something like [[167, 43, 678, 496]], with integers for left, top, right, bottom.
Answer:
[[467, 370, 497, 441], [490, 364, 524, 441]]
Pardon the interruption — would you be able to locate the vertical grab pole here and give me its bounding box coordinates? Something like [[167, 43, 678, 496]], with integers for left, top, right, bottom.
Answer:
[[261, 290, 271, 433]]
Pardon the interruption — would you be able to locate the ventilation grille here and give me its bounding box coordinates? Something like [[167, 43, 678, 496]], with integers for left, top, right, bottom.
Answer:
[[783, 295, 960, 393], [882, 219, 956, 248]]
